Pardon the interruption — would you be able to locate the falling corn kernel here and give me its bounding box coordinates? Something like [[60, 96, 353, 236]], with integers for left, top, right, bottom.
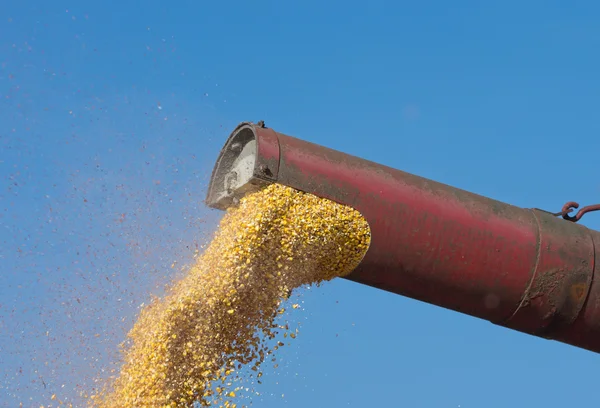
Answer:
[[88, 183, 370, 407]]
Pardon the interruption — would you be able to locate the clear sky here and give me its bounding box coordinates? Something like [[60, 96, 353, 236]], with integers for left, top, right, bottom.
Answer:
[[2, 1, 600, 407]]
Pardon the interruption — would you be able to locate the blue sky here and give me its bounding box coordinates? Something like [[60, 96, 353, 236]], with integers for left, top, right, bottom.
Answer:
[[2, 1, 600, 407]]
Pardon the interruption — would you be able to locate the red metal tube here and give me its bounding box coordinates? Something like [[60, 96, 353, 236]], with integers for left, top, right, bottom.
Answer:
[[206, 122, 600, 354]]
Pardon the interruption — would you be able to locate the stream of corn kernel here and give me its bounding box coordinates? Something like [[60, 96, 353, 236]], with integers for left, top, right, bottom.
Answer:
[[83, 183, 370, 407]]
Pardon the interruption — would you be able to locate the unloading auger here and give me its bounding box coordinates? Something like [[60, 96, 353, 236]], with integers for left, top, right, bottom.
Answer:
[[206, 121, 600, 354]]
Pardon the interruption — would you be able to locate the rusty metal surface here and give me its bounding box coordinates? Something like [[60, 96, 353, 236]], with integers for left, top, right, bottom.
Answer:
[[206, 122, 600, 354], [253, 124, 281, 182], [275, 131, 539, 324], [556, 228, 600, 351], [500, 209, 594, 338]]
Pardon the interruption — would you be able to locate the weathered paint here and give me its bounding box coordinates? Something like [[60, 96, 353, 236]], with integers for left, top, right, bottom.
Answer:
[[206, 122, 600, 354]]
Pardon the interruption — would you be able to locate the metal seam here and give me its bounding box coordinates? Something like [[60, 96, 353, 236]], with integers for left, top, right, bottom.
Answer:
[[502, 209, 543, 324], [573, 228, 596, 323]]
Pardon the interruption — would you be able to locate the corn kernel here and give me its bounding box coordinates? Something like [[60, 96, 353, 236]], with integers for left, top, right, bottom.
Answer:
[[88, 183, 370, 407]]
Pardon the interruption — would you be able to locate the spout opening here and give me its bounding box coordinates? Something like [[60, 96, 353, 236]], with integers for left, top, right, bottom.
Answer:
[[206, 125, 273, 210]]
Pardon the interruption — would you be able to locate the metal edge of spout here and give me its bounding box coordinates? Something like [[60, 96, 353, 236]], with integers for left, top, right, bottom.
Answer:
[[205, 122, 281, 210]]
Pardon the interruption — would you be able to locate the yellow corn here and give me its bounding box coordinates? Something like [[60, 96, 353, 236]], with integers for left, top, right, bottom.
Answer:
[[89, 183, 370, 407]]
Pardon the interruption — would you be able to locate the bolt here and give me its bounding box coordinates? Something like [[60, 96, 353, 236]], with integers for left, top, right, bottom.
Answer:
[[258, 164, 273, 177]]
